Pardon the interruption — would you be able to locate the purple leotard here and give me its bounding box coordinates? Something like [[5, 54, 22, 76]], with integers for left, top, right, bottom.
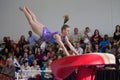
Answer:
[[42, 27, 65, 43]]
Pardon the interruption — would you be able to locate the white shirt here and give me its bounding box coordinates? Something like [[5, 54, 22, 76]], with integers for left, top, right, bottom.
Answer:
[[76, 47, 83, 54]]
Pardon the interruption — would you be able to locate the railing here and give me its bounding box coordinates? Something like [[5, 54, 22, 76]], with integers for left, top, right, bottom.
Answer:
[[15, 70, 52, 80], [15, 69, 120, 80]]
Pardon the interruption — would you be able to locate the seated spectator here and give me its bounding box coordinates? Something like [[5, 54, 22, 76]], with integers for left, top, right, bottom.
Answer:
[[0, 55, 7, 72], [30, 59, 40, 79], [45, 42, 56, 55], [23, 47, 29, 53], [82, 27, 92, 44], [3, 36, 7, 44], [69, 27, 81, 46], [105, 42, 116, 55], [10, 43, 17, 53], [31, 59, 40, 70], [14, 46, 22, 63], [17, 35, 28, 49], [35, 47, 44, 67], [113, 25, 120, 46], [99, 34, 110, 52], [8, 53, 21, 72], [21, 59, 31, 70], [84, 43, 92, 53], [28, 49, 34, 61], [20, 60, 31, 79], [75, 42, 83, 54], [1, 48, 10, 58], [43, 59, 53, 80], [4, 36, 12, 52], [93, 43, 101, 52], [42, 55, 49, 68], [90, 29, 103, 49], [55, 47, 65, 58], [47, 47, 55, 59], [115, 46, 120, 69], [20, 52, 33, 66], [1, 59, 15, 80]]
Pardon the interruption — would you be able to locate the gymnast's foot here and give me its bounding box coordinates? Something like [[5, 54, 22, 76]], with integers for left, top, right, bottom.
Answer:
[[19, 6, 26, 11]]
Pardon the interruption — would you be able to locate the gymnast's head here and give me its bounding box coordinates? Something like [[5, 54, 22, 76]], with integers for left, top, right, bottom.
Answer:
[[61, 15, 70, 36]]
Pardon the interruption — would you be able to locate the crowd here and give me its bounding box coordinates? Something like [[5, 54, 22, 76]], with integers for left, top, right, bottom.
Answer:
[[0, 25, 120, 80]]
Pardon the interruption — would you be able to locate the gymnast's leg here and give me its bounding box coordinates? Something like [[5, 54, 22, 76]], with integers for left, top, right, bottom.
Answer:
[[19, 6, 44, 36], [25, 7, 38, 22]]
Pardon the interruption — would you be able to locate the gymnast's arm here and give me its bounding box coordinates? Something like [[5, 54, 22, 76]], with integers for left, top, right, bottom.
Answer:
[[65, 36, 79, 55], [54, 34, 70, 56]]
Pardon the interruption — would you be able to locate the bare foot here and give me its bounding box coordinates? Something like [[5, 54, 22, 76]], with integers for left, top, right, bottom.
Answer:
[[19, 6, 26, 11], [63, 14, 69, 19]]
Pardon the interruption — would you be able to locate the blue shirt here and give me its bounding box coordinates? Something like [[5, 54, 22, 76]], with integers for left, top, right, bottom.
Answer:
[[27, 35, 37, 45]]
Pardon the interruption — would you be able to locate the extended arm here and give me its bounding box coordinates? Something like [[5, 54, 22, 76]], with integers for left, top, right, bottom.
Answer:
[[65, 36, 79, 55], [54, 34, 70, 56]]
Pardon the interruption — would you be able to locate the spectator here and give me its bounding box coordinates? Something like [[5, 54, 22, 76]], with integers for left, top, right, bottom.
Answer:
[[105, 42, 116, 55], [2, 48, 10, 58], [1, 59, 15, 80], [4, 36, 12, 52], [99, 34, 110, 52], [75, 42, 83, 54], [31, 59, 40, 70], [113, 25, 120, 46], [20, 52, 32, 66], [93, 43, 101, 52], [82, 27, 92, 44], [27, 31, 38, 45], [21, 59, 31, 70], [0, 55, 7, 71], [35, 47, 44, 67], [84, 43, 92, 53], [47, 47, 55, 59], [20, 59, 31, 79], [69, 27, 81, 46], [43, 59, 53, 80], [17, 35, 28, 49], [90, 29, 103, 49], [8, 53, 21, 72], [28, 49, 34, 61], [14, 46, 22, 63], [31, 59, 40, 79], [24, 31, 38, 50], [115, 46, 120, 69]]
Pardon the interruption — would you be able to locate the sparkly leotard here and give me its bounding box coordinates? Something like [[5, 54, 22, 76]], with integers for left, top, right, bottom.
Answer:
[[41, 27, 65, 43]]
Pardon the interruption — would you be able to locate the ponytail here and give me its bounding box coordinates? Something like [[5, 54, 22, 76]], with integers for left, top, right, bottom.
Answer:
[[63, 15, 69, 25], [61, 15, 70, 31]]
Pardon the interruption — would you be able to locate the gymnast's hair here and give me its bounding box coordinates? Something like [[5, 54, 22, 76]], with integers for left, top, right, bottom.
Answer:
[[61, 15, 70, 31]]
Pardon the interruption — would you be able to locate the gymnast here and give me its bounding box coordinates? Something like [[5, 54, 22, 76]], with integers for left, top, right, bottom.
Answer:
[[19, 6, 79, 56]]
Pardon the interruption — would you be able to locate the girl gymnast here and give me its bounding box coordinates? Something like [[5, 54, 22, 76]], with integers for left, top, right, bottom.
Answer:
[[19, 6, 79, 56]]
